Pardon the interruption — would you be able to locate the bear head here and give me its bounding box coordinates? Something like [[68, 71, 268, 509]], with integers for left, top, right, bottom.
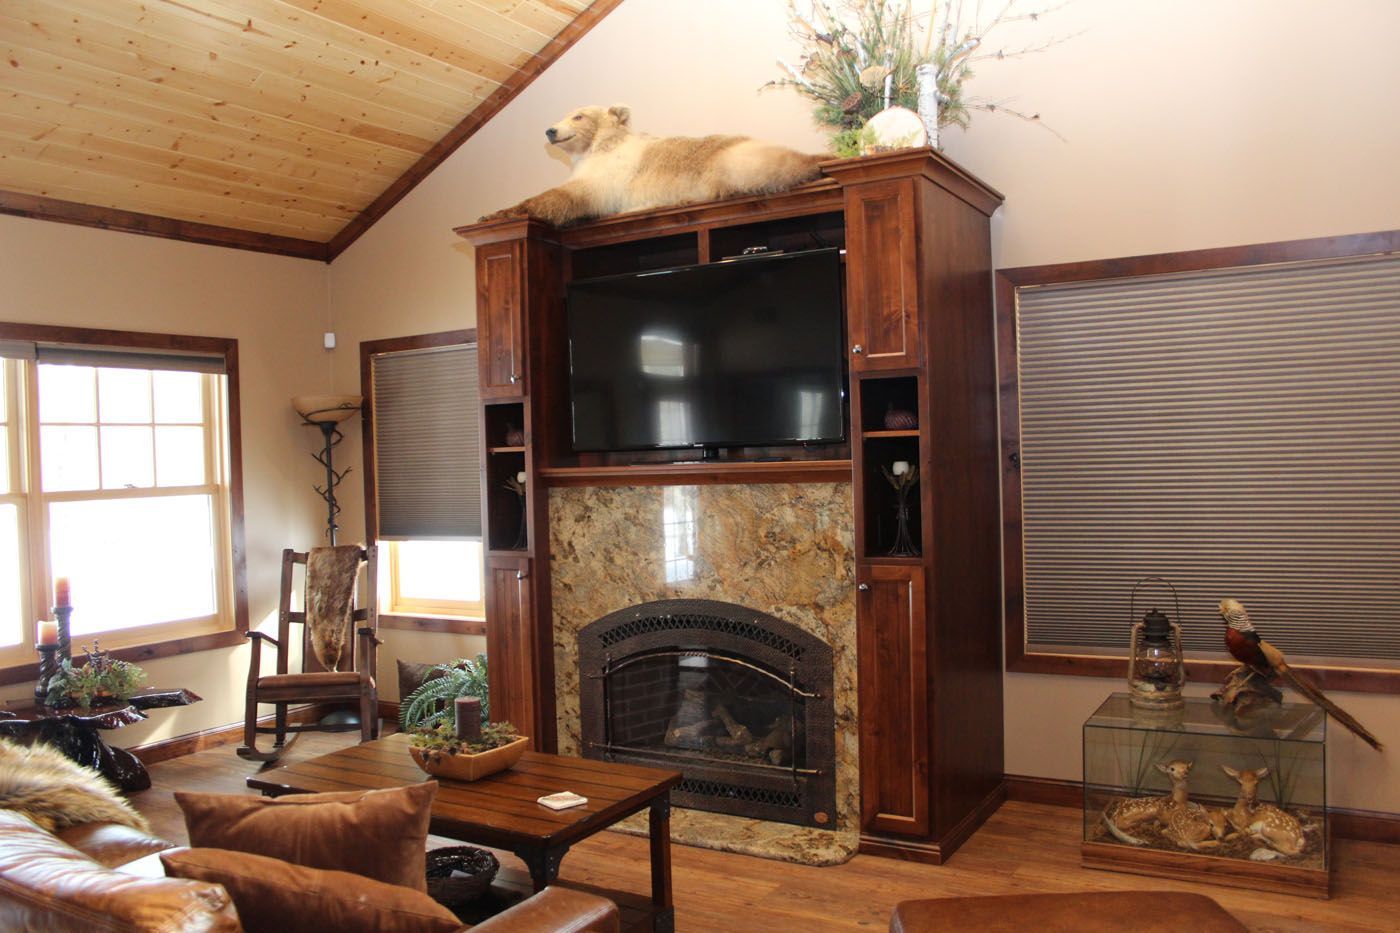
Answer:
[[544, 104, 631, 155]]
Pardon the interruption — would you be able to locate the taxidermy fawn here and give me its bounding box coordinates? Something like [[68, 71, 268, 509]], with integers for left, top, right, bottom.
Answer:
[[1221, 765, 1306, 858], [1105, 759, 1225, 849]]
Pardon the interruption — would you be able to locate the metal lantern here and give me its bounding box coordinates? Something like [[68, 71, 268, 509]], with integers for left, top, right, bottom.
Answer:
[[1127, 577, 1186, 711]]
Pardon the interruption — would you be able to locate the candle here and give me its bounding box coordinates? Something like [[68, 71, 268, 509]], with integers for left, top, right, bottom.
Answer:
[[892, 461, 910, 476], [455, 696, 482, 742], [54, 577, 71, 609], [516, 471, 527, 485], [37, 619, 58, 647]]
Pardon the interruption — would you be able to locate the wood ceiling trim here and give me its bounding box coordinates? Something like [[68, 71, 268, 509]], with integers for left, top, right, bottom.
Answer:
[[3, 0, 624, 262], [325, 0, 626, 260], [0, 189, 329, 260]]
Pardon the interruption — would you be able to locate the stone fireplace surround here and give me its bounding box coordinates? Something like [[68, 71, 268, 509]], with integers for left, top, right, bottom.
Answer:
[[550, 482, 858, 864]]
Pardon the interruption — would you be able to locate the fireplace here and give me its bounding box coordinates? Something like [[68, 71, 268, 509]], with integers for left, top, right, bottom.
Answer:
[[579, 598, 836, 828]]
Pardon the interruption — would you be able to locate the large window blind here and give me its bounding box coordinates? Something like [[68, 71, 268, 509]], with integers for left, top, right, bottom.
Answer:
[[1015, 253, 1400, 663], [371, 344, 481, 540]]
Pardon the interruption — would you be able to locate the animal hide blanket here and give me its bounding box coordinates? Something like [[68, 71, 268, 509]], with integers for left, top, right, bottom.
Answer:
[[306, 545, 362, 671], [0, 738, 149, 832]]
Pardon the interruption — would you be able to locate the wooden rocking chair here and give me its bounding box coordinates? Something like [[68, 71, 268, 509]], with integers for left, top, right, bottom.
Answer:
[[237, 546, 381, 762]]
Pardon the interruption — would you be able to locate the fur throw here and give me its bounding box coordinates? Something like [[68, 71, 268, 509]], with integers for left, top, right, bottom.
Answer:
[[305, 545, 362, 670], [0, 739, 149, 832]]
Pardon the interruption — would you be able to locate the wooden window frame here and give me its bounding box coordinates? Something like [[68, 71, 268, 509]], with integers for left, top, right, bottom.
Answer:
[[999, 229, 1400, 694], [0, 322, 248, 686], [360, 329, 485, 637]]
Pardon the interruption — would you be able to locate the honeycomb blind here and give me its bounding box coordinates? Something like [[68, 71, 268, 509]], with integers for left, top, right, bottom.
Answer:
[[1014, 252, 1400, 661]]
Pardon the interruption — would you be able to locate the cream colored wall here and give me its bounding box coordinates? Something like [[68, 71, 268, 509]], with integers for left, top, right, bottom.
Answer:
[[325, 0, 1400, 808], [0, 214, 329, 749]]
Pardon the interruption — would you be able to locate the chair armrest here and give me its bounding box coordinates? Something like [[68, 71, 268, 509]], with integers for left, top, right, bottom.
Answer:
[[356, 627, 383, 646], [245, 631, 282, 650], [470, 886, 619, 933]]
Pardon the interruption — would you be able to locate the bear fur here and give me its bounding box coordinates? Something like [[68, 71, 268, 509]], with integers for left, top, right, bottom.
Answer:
[[480, 105, 823, 226], [0, 738, 150, 832]]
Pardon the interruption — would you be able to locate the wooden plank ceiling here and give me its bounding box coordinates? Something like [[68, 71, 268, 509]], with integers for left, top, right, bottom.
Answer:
[[0, 0, 617, 259]]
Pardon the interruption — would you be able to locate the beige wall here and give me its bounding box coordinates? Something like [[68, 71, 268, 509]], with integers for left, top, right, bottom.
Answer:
[[0, 214, 329, 748], [324, 0, 1400, 808]]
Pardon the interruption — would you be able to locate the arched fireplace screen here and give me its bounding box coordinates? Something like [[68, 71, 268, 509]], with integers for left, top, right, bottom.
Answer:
[[578, 599, 836, 828]]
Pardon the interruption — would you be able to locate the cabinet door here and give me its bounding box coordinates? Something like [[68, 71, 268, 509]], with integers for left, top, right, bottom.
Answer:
[[484, 555, 536, 744], [476, 241, 527, 398], [857, 563, 930, 836], [844, 180, 922, 372]]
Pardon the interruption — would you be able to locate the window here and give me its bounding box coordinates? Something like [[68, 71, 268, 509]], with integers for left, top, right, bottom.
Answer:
[[998, 233, 1400, 691], [361, 330, 484, 631], [0, 324, 245, 677]]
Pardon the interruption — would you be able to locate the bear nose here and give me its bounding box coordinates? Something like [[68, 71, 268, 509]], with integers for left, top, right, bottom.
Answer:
[[545, 127, 558, 141]]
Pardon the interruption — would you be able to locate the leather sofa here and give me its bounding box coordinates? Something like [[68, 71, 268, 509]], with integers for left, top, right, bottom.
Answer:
[[0, 810, 619, 932]]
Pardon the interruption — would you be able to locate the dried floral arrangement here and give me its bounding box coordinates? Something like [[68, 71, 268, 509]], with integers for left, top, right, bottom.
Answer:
[[766, 0, 1073, 156], [45, 641, 147, 709], [409, 720, 520, 758]]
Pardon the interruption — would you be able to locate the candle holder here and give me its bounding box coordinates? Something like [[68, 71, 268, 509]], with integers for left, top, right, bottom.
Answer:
[[53, 605, 73, 664], [36, 644, 60, 705], [882, 463, 921, 557]]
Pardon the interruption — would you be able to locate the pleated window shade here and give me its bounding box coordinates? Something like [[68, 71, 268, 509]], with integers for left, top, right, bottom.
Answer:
[[371, 344, 481, 540], [1014, 253, 1400, 662]]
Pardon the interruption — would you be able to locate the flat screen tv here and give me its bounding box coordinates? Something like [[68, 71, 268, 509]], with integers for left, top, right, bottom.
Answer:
[[567, 248, 846, 453]]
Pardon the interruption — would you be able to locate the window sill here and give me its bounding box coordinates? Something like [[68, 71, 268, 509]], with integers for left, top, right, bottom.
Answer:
[[379, 613, 486, 636], [0, 627, 246, 688]]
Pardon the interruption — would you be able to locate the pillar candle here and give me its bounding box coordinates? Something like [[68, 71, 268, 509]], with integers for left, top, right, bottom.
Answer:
[[892, 461, 910, 476], [54, 577, 72, 609], [36, 619, 58, 647], [455, 696, 482, 742], [516, 471, 527, 485]]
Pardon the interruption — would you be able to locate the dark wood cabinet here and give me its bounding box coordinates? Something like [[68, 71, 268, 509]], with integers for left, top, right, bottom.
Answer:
[[475, 240, 527, 398], [457, 150, 1004, 862], [857, 563, 929, 837], [844, 178, 921, 372]]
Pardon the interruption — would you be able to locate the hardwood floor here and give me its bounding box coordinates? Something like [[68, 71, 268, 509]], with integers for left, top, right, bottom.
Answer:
[[133, 732, 1400, 932]]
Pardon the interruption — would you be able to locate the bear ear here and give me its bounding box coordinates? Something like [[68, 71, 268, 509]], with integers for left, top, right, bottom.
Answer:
[[608, 104, 632, 126]]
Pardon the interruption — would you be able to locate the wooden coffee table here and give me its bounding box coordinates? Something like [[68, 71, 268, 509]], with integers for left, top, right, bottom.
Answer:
[[247, 733, 682, 931]]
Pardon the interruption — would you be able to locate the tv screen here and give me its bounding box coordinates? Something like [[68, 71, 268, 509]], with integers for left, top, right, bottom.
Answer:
[[567, 248, 846, 453]]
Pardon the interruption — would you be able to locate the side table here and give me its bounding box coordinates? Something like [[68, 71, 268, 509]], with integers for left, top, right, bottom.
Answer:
[[0, 687, 201, 792]]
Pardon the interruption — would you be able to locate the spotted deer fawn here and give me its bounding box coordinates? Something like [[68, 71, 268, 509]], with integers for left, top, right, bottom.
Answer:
[[1221, 765, 1306, 856], [1105, 759, 1226, 848]]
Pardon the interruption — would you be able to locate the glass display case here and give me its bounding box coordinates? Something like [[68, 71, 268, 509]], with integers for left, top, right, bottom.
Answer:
[[1083, 693, 1329, 898]]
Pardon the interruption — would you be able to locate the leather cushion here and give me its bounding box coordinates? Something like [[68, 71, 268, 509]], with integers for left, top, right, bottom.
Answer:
[[473, 885, 621, 933], [175, 781, 435, 892], [890, 891, 1247, 932], [56, 821, 177, 868], [256, 671, 364, 690], [162, 848, 462, 933], [0, 811, 239, 933]]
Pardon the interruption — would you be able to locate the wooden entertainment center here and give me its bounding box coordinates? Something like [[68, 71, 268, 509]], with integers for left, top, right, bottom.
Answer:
[[455, 148, 1005, 863]]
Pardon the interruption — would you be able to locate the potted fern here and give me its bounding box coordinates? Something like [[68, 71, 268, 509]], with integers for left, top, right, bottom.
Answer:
[[399, 655, 489, 732]]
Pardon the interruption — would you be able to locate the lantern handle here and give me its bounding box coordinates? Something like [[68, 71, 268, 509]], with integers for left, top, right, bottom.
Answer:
[[1130, 575, 1183, 628]]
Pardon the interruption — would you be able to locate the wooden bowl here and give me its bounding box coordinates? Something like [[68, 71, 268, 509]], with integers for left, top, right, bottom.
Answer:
[[409, 736, 529, 782]]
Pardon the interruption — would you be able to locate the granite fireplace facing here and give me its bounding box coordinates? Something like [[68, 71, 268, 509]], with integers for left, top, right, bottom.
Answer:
[[549, 482, 858, 864]]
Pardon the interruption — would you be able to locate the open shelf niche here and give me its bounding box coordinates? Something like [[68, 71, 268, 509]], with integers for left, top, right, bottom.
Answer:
[[483, 402, 528, 551]]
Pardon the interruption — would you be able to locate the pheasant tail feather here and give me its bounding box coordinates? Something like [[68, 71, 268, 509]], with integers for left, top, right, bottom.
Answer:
[[1280, 666, 1383, 751]]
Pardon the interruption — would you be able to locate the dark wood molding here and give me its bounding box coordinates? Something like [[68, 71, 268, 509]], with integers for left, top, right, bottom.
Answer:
[[1004, 774, 1400, 845], [0, 321, 248, 687], [325, 0, 627, 261], [128, 703, 334, 765], [377, 699, 400, 723], [998, 229, 1400, 694], [379, 613, 487, 636], [0, 190, 329, 261], [538, 459, 854, 488], [358, 328, 477, 551]]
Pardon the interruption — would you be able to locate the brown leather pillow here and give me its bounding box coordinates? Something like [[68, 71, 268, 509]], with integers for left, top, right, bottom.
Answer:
[[174, 782, 436, 892], [0, 811, 239, 932], [162, 848, 462, 933]]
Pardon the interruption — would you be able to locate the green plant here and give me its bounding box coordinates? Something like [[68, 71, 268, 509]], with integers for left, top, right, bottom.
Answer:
[[408, 720, 519, 758], [766, 0, 1071, 150], [399, 655, 489, 732], [45, 641, 147, 709]]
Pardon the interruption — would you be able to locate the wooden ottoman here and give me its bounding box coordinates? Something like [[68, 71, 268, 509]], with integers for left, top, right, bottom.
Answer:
[[890, 891, 1246, 932]]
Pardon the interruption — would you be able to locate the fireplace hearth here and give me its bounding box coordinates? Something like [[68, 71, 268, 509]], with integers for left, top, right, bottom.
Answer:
[[579, 599, 836, 828]]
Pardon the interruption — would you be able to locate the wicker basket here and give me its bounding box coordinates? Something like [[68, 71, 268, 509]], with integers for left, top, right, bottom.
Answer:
[[425, 846, 500, 908]]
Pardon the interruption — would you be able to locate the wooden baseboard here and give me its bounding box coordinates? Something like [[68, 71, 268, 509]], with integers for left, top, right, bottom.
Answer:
[[378, 699, 400, 723], [128, 703, 338, 765], [858, 832, 945, 864], [1006, 774, 1400, 845]]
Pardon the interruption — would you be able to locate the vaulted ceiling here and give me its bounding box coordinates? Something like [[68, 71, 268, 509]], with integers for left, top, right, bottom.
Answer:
[[0, 0, 619, 260]]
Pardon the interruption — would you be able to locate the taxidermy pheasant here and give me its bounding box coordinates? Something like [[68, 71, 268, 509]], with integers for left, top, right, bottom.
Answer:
[[1219, 599, 1382, 750]]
